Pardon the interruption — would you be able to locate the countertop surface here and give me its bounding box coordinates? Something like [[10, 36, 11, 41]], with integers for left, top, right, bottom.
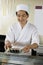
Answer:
[[0, 52, 43, 65]]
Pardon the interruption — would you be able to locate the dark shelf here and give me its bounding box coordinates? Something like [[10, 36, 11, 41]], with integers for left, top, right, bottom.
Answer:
[[0, 35, 6, 52]]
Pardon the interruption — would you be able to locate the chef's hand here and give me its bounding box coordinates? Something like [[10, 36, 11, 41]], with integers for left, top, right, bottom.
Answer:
[[21, 45, 31, 53], [4, 41, 12, 50]]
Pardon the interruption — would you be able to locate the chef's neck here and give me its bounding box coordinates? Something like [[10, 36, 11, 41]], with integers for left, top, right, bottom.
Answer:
[[19, 21, 27, 28]]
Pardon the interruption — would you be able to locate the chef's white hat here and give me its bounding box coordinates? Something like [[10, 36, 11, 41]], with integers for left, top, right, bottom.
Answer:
[[16, 4, 29, 14]]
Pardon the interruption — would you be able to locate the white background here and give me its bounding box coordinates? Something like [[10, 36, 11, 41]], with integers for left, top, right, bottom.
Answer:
[[34, 7, 43, 35]]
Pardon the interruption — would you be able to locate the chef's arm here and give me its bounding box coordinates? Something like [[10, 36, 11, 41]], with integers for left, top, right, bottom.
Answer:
[[4, 40, 11, 50], [22, 43, 38, 53], [29, 43, 38, 49]]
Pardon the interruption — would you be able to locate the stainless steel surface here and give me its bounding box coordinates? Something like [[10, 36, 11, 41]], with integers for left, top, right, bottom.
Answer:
[[36, 45, 43, 56], [0, 52, 43, 65], [36, 45, 43, 53]]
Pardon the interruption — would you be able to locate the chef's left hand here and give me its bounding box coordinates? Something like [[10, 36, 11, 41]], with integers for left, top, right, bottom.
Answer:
[[21, 45, 31, 53]]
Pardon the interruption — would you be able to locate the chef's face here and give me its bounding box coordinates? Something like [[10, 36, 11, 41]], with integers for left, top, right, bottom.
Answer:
[[16, 10, 29, 24]]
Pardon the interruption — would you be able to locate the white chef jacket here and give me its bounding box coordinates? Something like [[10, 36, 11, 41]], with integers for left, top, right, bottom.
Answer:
[[5, 21, 39, 49]]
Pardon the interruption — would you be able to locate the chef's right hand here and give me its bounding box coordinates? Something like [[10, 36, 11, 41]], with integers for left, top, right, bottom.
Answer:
[[4, 41, 12, 50]]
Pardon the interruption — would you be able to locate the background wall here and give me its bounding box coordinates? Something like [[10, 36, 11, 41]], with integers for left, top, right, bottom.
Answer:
[[0, 0, 43, 44]]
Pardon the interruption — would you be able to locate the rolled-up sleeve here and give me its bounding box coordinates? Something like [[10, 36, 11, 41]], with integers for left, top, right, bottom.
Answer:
[[5, 26, 15, 44], [31, 27, 40, 45]]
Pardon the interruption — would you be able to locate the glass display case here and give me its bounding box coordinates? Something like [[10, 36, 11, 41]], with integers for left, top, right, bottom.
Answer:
[[0, 52, 43, 65]]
